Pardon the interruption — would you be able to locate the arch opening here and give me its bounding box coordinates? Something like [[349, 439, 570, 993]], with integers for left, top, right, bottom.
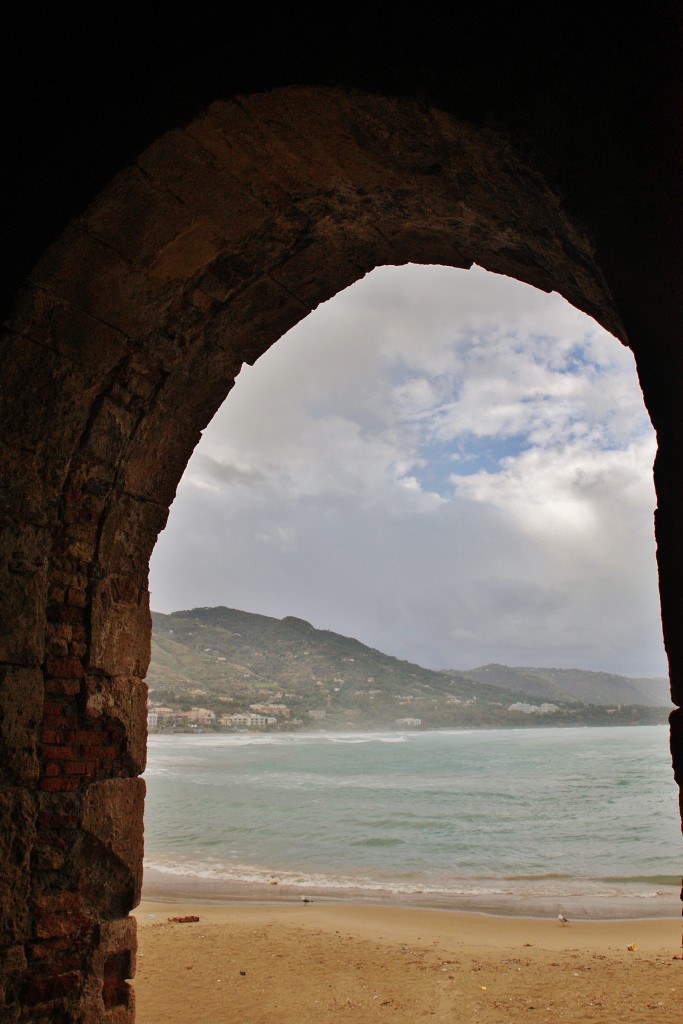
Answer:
[[141, 262, 674, 904]]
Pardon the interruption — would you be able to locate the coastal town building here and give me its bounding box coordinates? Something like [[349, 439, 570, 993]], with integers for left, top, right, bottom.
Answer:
[[250, 703, 291, 718], [220, 713, 277, 729], [508, 702, 559, 715]]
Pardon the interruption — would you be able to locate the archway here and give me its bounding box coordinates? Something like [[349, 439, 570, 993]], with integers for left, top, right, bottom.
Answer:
[[0, 87, 677, 1022]]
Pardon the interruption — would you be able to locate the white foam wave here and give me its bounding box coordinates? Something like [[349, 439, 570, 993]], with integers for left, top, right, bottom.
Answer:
[[143, 855, 677, 904]]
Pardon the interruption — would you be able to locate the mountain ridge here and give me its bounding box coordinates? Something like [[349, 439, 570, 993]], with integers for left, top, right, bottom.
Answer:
[[147, 606, 671, 729], [453, 663, 669, 708]]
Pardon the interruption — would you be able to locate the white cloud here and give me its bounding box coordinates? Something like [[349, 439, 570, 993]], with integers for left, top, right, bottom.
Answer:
[[149, 264, 666, 677]]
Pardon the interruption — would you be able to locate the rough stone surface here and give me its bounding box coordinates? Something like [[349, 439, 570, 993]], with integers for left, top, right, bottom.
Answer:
[[89, 577, 152, 679], [0, 667, 42, 784], [0, 788, 35, 947], [84, 675, 148, 776], [81, 779, 146, 912]]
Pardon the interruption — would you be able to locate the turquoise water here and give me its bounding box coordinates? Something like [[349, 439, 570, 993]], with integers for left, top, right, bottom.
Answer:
[[143, 726, 682, 914]]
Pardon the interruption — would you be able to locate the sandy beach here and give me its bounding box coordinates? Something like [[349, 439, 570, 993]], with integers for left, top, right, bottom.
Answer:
[[132, 898, 682, 1023]]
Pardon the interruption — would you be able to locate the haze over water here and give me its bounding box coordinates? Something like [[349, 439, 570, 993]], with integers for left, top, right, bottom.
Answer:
[[143, 725, 681, 918]]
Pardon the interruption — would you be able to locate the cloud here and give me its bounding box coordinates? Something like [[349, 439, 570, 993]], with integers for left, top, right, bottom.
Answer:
[[188, 453, 267, 490], [149, 264, 666, 677]]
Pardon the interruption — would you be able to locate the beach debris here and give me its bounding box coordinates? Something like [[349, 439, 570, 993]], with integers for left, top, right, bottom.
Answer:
[[239, 971, 246, 976], [557, 913, 569, 924], [168, 916, 200, 924], [479, 985, 488, 991], [627, 943, 637, 952], [300, 896, 314, 903]]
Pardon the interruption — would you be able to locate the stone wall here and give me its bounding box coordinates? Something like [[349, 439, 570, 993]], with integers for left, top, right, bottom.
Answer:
[[0, 85, 679, 1021]]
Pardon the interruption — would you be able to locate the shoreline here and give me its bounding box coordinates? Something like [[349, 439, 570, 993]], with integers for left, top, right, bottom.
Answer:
[[142, 866, 682, 921]]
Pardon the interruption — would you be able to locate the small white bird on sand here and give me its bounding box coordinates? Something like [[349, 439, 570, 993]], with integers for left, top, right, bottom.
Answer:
[[558, 913, 569, 924]]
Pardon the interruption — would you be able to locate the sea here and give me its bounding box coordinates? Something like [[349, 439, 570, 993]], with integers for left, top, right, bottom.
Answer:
[[142, 725, 683, 918]]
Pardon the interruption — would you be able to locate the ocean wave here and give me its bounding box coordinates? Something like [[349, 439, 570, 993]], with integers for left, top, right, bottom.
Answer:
[[142, 855, 679, 904], [328, 735, 407, 744]]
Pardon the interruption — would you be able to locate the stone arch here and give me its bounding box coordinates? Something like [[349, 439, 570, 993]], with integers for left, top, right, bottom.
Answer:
[[0, 87, 674, 1021]]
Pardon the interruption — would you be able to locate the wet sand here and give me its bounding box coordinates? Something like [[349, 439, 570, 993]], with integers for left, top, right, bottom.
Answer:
[[132, 898, 682, 1023]]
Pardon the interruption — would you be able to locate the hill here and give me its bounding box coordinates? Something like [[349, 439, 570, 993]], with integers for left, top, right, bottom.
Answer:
[[147, 607, 671, 731], [456, 664, 669, 708]]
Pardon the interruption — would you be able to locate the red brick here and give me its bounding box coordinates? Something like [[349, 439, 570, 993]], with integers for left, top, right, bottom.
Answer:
[[45, 678, 82, 696], [41, 729, 63, 744], [42, 745, 79, 760], [26, 936, 73, 960], [41, 721, 73, 736], [98, 745, 119, 760], [31, 892, 84, 916], [42, 763, 61, 778], [47, 603, 86, 624], [20, 971, 81, 1004], [63, 761, 89, 775], [37, 812, 78, 829], [66, 587, 87, 608], [69, 730, 106, 746], [45, 656, 84, 679], [29, 950, 83, 974], [33, 912, 89, 940], [42, 700, 69, 719], [40, 777, 81, 792]]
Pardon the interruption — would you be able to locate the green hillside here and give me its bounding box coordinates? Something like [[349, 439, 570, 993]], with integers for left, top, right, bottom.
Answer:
[[147, 607, 671, 731], [461, 664, 670, 707]]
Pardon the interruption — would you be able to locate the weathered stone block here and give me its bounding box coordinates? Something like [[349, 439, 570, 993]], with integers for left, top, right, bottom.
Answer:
[[148, 218, 226, 286], [80, 778, 146, 909], [138, 127, 271, 249], [210, 272, 309, 366], [0, 524, 49, 666], [0, 787, 36, 947], [5, 285, 129, 378], [120, 404, 208, 508], [0, 942, 27, 1023], [89, 576, 152, 678], [84, 676, 148, 775], [0, 666, 42, 785], [27, 221, 160, 338], [0, 444, 54, 529], [80, 395, 140, 471], [78, 915, 137, 1024], [83, 164, 195, 265], [97, 494, 169, 580], [33, 912, 89, 940], [0, 330, 101, 457]]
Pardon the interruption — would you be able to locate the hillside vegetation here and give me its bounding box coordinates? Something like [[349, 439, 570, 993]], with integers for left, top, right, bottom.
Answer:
[[450, 664, 669, 707], [148, 607, 671, 730]]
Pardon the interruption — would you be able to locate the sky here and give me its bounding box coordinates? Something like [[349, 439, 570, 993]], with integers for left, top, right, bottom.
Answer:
[[149, 264, 667, 678]]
